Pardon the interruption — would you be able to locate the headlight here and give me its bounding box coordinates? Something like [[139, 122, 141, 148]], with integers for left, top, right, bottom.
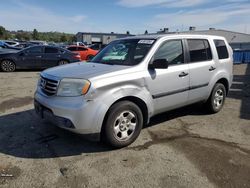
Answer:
[[57, 78, 91, 97]]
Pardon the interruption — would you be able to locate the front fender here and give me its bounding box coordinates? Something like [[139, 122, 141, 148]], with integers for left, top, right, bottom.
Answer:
[[88, 84, 153, 133]]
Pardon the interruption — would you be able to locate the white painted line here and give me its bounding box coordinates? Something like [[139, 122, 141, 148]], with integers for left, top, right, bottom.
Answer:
[[232, 81, 244, 84], [229, 88, 243, 92]]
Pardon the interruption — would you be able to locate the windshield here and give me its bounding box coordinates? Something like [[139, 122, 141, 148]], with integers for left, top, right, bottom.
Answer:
[[91, 39, 155, 66]]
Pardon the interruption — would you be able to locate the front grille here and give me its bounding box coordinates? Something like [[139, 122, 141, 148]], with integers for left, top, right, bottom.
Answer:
[[40, 76, 59, 96]]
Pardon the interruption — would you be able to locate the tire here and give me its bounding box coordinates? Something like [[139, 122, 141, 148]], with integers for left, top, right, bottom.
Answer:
[[86, 55, 94, 61], [58, 60, 69, 66], [102, 101, 143, 148], [1, 60, 16, 72], [206, 83, 226, 113]]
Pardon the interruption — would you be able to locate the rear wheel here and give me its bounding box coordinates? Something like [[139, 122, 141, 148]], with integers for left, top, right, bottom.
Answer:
[[206, 83, 226, 113], [1, 60, 16, 72], [58, 60, 69, 66], [86, 55, 94, 61], [102, 101, 143, 148]]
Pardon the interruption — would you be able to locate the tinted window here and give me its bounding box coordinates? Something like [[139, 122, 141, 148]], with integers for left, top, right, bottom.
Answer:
[[154, 40, 184, 65], [78, 47, 87, 51], [68, 47, 77, 51], [26, 46, 43, 53], [214, 40, 229, 59], [45, 47, 58, 53], [187, 39, 212, 62]]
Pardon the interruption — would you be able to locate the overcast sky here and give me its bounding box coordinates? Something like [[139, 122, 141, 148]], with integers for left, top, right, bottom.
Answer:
[[0, 0, 249, 34]]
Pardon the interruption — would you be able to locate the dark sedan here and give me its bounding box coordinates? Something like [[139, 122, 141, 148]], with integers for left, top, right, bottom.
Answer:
[[0, 45, 81, 72]]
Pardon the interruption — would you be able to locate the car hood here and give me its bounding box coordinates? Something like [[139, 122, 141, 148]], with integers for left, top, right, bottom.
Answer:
[[43, 62, 131, 79]]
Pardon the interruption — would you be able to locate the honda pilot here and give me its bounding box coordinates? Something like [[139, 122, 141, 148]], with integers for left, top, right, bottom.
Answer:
[[34, 34, 233, 148]]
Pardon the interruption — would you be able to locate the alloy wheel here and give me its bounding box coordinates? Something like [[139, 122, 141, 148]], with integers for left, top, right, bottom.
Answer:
[[113, 111, 137, 141], [1, 60, 15, 72], [213, 89, 224, 109]]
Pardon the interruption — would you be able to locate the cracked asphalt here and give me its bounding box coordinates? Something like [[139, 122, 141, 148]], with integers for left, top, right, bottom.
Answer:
[[0, 64, 249, 188]]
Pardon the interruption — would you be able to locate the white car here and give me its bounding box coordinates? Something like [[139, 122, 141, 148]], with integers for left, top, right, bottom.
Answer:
[[3, 40, 20, 47]]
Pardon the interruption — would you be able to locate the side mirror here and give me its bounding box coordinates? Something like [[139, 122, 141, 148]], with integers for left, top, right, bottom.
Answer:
[[149, 59, 168, 69]]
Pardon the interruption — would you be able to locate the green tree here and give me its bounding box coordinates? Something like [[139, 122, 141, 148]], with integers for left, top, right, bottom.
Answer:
[[15, 32, 23, 40], [32, 29, 39, 40], [70, 35, 77, 43], [15, 32, 31, 41], [60, 34, 67, 42], [23, 32, 31, 41], [0, 26, 7, 39]]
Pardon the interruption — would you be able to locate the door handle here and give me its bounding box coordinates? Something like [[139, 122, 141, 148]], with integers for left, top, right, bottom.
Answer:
[[179, 72, 189, 77], [209, 66, 216, 71]]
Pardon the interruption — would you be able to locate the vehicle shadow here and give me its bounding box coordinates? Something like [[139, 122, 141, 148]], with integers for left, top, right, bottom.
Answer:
[[146, 103, 208, 128], [0, 109, 111, 159], [228, 63, 250, 120], [0, 103, 208, 159]]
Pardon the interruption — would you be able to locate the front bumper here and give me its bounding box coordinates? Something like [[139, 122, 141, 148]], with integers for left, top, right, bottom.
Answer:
[[34, 90, 102, 134], [34, 100, 75, 129]]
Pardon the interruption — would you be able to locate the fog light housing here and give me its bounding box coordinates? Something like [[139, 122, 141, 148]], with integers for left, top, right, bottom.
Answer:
[[55, 116, 75, 129], [63, 119, 75, 129]]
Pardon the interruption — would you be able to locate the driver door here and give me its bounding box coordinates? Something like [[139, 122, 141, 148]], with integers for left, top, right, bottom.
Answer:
[[145, 39, 190, 114], [19, 46, 43, 68]]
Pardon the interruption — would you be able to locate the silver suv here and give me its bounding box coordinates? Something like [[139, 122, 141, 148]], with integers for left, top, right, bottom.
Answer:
[[34, 34, 233, 148]]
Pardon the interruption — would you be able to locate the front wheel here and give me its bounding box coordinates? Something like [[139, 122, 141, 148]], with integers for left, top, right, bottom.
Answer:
[[102, 101, 143, 148], [206, 83, 226, 113], [1, 60, 16, 72]]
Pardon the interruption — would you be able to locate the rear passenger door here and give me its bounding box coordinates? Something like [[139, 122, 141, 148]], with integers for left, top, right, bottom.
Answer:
[[186, 39, 216, 103], [42, 47, 60, 68]]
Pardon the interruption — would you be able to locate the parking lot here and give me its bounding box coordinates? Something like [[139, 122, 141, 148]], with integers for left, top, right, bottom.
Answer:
[[0, 64, 249, 187]]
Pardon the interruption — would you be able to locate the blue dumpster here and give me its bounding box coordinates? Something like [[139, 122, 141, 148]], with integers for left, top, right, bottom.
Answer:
[[244, 51, 250, 63], [233, 51, 244, 64]]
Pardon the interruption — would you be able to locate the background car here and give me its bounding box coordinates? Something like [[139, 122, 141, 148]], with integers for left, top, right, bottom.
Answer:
[[3, 40, 20, 47], [0, 45, 81, 72], [0, 41, 22, 51], [67, 45, 98, 61], [15, 42, 35, 49]]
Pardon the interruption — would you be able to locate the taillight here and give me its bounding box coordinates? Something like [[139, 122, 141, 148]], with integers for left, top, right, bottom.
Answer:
[[73, 53, 81, 60]]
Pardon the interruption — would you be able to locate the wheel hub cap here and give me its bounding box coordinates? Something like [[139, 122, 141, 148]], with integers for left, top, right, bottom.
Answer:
[[2, 60, 15, 72], [214, 89, 224, 109], [113, 111, 137, 141]]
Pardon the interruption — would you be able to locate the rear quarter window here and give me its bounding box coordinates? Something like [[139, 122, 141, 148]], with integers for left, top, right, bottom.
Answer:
[[45, 47, 59, 54], [214, 40, 229, 59]]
